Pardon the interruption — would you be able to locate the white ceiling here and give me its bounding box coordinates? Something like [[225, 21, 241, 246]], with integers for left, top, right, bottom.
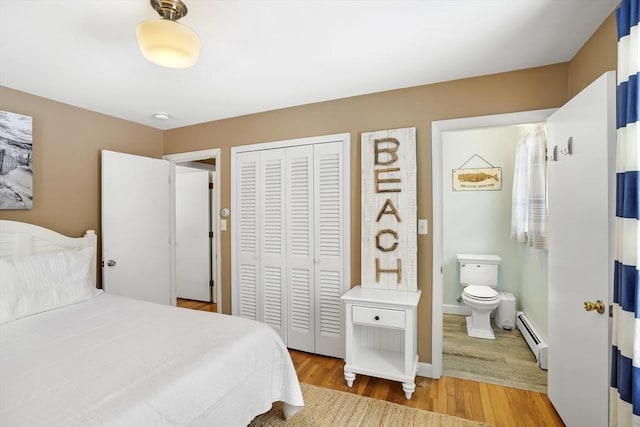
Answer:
[[0, 0, 619, 130]]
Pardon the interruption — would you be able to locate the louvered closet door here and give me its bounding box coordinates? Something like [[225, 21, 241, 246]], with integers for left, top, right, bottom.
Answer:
[[313, 142, 345, 358], [235, 151, 261, 320], [285, 145, 316, 353], [233, 134, 349, 358], [260, 149, 287, 342]]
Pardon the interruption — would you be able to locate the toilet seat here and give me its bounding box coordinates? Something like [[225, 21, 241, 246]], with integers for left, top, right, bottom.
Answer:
[[463, 285, 498, 300]]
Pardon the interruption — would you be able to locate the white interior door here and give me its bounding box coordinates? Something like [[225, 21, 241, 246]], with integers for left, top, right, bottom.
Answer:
[[313, 142, 346, 358], [232, 133, 350, 358], [286, 145, 315, 353], [260, 149, 287, 342], [233, 150, 261, 319], [101, 150, 173, 305], [546, 71, 615, 426], [176, 167, 210, 302]]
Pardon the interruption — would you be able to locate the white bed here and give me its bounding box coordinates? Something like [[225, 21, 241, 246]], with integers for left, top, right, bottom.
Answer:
[[0, 220, 303, 427]]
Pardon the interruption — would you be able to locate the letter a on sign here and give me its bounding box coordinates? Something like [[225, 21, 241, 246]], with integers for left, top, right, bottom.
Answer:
[[376, 199, 402, 222]]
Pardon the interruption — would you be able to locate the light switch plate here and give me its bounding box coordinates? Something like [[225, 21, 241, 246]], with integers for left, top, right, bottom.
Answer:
[[418, 219, 428, 235]]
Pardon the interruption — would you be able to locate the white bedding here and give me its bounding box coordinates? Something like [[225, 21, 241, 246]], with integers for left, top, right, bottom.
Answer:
[[0, 293, 304, 426]]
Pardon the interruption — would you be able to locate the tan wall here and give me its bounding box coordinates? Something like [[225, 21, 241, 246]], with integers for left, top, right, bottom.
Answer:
[[163, 64, 569, 362], [0, 86, 163, 242], [568, 13, 617, 98]]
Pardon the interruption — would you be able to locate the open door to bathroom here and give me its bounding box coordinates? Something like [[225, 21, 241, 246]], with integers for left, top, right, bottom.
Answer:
[[545, 71, 615, 427], [431, 70, 615, 426]]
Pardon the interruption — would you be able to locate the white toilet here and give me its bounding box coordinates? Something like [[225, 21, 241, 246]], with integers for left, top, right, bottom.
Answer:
[[457, 253, 502, 340]]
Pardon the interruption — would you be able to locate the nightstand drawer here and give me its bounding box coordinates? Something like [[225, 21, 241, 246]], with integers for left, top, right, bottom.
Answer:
[[352, 306, 405, 329]]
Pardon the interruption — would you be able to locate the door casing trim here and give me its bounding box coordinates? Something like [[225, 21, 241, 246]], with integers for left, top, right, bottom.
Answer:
[[430, 109, 555, 378], [164, 149, 222, 312]]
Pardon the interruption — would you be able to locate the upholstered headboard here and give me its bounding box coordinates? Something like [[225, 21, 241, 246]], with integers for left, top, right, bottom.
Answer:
[[0, 220, 98, 287]]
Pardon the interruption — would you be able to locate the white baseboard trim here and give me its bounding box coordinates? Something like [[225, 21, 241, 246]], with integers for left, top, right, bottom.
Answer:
[[417, 362, 439, 378], [443, 304, 471, 316]]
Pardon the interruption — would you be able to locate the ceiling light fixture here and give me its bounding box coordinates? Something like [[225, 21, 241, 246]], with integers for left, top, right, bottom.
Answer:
[[153, 112, 170, 120], [136, 0, 201, 69]]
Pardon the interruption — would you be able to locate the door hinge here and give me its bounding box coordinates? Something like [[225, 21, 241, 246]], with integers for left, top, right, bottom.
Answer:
[[209, 182, 214, 190], [210, 280, 214, 288], [610, 304, 613, 318], [209, 231, 214, 238]]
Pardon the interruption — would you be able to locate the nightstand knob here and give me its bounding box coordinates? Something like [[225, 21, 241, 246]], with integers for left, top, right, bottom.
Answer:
[[374, 315, 380, 321]]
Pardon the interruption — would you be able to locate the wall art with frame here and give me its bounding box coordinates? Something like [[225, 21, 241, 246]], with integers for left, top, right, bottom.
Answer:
[[0, 110, 33, 209]]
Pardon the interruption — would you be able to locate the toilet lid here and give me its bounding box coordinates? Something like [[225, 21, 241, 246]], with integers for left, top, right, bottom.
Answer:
[[464, 285, 498, 300]]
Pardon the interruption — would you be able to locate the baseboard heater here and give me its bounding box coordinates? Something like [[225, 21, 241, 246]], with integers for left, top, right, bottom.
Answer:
[[516, 311, 548, 370]]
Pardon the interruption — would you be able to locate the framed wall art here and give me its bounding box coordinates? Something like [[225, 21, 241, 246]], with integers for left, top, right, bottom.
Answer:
[[0, 110, 33, 209]]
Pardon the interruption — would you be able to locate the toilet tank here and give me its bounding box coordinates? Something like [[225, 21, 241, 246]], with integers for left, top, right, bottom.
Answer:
[[457, 254, 501, 287]]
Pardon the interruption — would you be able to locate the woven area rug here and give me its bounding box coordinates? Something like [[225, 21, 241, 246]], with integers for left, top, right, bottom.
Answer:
[[249, 383, 491, 426]]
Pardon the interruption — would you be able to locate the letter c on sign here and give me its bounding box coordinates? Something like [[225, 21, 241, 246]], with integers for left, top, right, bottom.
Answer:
[[376, 229, 398, 252]]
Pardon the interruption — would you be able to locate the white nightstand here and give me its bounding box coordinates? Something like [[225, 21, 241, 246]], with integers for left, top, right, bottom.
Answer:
[[341, 285, 422, 399]]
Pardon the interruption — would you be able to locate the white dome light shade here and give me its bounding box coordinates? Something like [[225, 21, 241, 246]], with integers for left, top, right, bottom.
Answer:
[[136, 19, 201, 69]]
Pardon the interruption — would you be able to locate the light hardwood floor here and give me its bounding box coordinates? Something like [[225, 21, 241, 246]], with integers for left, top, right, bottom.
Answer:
[[177, 299, 564, 427], [177, 298, 217, 312], [443, 313, 547, 393]]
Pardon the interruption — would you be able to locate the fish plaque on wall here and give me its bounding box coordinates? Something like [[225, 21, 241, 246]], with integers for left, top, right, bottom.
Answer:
[[0, 110, 33, 209], [452, 167, 502, 191]]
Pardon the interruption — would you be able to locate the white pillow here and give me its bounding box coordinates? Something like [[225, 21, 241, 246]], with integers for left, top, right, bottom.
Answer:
[[0, 259, 21, 325], [0, 246, 98, 325]]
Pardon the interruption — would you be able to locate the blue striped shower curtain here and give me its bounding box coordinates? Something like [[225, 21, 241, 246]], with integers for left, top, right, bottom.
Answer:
[[611, 0, 640, 425]]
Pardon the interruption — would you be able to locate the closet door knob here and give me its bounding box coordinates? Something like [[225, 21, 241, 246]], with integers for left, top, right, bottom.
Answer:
[[374, 315, 380, 321]]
